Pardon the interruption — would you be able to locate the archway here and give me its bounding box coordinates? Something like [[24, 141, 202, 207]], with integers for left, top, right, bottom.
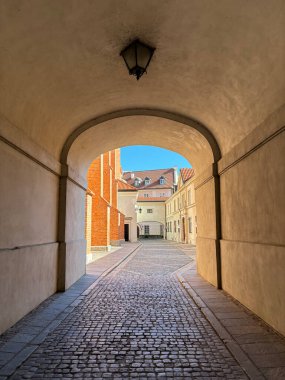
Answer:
[[57, 109, 222, 291]]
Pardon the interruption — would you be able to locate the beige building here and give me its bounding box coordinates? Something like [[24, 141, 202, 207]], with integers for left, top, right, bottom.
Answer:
[[166, 169, 196, 245], [123, 168, 177, 238], [137, 200, 166, 238], [117, 180, 138, 242]]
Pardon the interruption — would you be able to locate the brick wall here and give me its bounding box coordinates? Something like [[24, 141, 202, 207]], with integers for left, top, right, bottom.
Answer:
[[102, 152, 111, 204], [110, 206, 119, 241], [87, 156, 101, 195], [86, 150, 125, 249], [92, 196, 109, 246], [112, 172, 118, 208], [85, 192, 93, 253]]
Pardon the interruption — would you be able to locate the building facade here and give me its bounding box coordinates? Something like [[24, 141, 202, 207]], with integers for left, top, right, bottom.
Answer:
[[166, 168, 197, 245], [136, 199, 166, 238], [117, 180, 138, 243], [123, 168, 177, 238], [86, 150, 125, 262]]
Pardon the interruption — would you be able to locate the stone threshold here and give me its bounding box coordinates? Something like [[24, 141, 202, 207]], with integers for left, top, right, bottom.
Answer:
[[0, 243, 141, 379], [177, 263, 285, 380]]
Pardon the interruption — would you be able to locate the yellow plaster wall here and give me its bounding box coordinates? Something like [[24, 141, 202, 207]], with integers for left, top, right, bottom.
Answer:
[[195, 175, 218, 286], [196, 237, 218, 287], [220, 130, 285, 335], [221, 241, 285, 336], [0, 140, 59, 334]]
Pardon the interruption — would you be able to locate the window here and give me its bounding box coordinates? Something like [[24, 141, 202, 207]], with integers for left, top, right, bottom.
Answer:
[[145, 177, 151, 185], [188, 189, 191, 205], [144, 225, 150, 235], [134, 177, 142, 187], [144, 193, 149, 197], [147, 209, 153, 213], [160, 193, 165, 197], [189, 217, 192, 233], [174, 221, 176, 233], [170, 221, 172, 232], [159, 176, 165, 185]]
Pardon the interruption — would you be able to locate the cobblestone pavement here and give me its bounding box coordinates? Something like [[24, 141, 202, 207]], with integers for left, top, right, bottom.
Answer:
[[10, 241, 247, 379]]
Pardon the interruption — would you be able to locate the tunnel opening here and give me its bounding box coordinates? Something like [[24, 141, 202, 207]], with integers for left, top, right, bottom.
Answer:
[[57, 110, 222, 293], [84, 144, 196, 265]]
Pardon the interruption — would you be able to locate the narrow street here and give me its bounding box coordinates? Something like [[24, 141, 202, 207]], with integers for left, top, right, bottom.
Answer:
[[10, 241, 247, 379]]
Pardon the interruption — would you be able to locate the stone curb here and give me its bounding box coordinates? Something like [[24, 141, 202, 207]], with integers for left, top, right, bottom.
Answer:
[[176, 266, 265, 380], [0, 243, 142, 379]]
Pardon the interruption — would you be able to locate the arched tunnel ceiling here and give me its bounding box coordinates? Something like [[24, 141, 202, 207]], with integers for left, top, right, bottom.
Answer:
[[0, 0, 284, 160], [68, 116, 213, 177]]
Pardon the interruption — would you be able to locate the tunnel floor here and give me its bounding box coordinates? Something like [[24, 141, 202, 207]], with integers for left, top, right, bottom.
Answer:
[[8, 241, 248, 379]]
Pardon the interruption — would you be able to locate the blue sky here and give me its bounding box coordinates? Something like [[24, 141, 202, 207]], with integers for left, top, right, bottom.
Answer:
[[120, 145, 191, 172]]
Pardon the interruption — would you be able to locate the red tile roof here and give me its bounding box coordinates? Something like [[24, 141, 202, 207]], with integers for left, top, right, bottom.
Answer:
[[137, 196, 168, 202], [117, 179, 137, 191], [180, 168, 195, 183], [123, 168, 176, 189]]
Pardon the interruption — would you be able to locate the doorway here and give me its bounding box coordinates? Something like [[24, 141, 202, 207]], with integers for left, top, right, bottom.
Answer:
[[124, 224, 129, 241]]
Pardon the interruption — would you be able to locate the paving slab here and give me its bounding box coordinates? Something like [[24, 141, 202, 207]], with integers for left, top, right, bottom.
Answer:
[[262, 367, 285, 379], [177, 258, 285, 380]]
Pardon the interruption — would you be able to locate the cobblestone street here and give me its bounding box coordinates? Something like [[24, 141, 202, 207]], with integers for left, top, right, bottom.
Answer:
[[9, 241, 247, 379]]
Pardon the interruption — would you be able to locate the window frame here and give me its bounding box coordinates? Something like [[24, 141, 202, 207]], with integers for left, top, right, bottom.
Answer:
[[144, 225, 150, 235]]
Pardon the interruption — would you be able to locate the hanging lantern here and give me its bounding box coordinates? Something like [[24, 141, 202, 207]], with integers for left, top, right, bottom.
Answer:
[[120, 39, 155, 80]]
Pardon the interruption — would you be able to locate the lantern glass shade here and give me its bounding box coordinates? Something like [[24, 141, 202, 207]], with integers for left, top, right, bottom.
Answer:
[[120, 39, 155, 80]]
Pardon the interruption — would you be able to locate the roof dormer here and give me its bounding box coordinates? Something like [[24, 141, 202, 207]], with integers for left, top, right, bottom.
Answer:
[[134, 177, 142, 187], [145, 176, 151, 185]]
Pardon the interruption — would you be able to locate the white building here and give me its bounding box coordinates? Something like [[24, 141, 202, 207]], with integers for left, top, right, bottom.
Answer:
[[117, 179, 138, 242], [136, 200, 166, 238], [166, 168, 197, 245], [123, 168, 177, 238]]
